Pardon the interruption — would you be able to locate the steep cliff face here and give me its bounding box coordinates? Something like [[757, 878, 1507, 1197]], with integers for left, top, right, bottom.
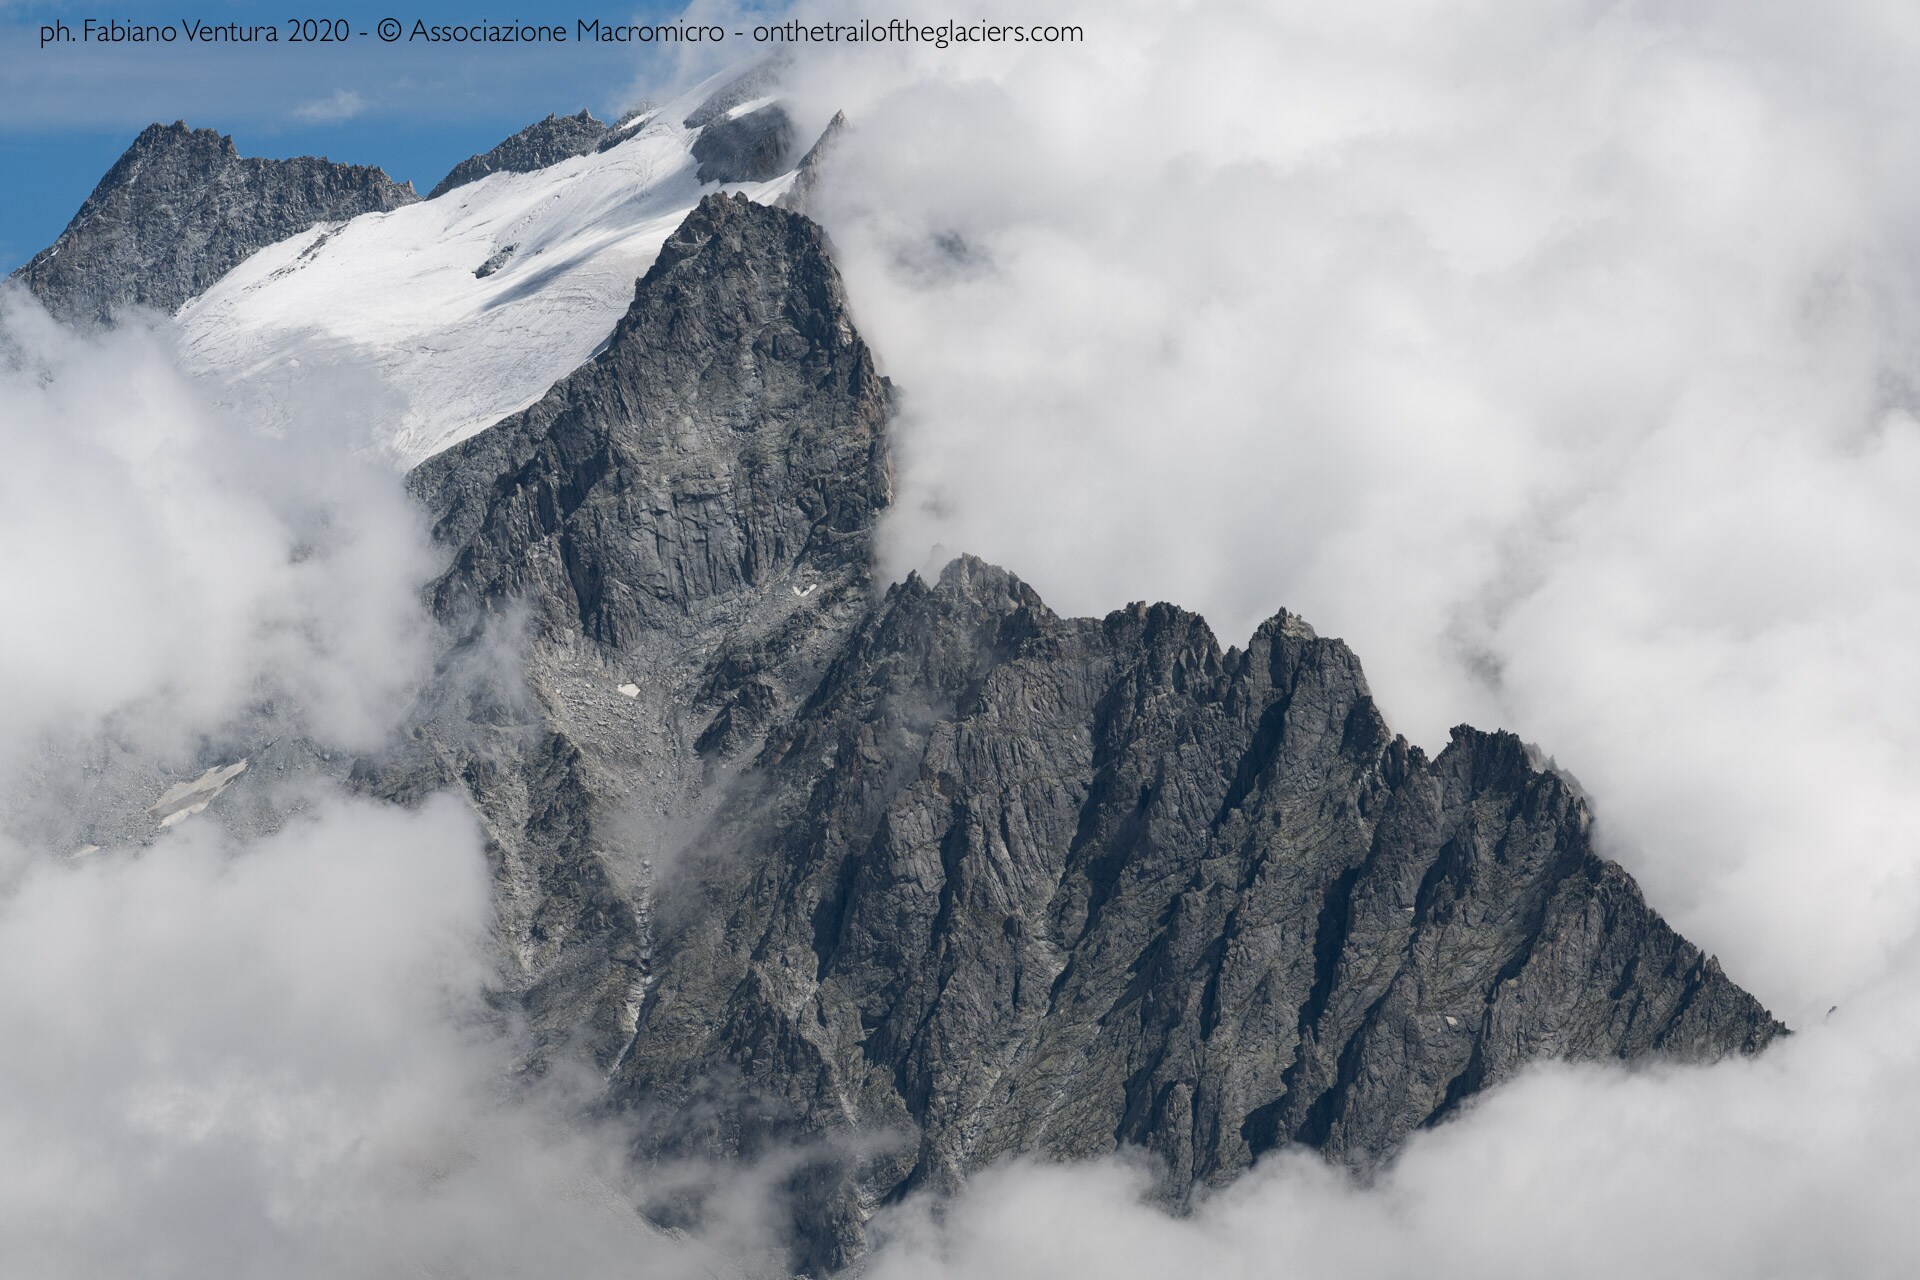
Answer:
[[11, 122, 417, 326], [429, 111, 609, 198], [374, 192, 894, 1076], [409, 191, 890, 649], [385, 193, 1783, 1272]]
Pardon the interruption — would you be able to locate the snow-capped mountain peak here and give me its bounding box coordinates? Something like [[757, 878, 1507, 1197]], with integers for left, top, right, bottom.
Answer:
[[176, 71, 806, 466]]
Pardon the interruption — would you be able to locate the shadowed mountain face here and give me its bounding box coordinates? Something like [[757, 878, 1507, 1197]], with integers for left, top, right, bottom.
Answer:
[[619, 564, 1779, 1186], [691, 104, 796, 184], [9, 122, 417, 327], [409, 191, 889, 647], [382, 192, 1784, 1272]]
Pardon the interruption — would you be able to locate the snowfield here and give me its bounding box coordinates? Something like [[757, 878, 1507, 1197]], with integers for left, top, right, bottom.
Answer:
[[176, 77, 799, 467]]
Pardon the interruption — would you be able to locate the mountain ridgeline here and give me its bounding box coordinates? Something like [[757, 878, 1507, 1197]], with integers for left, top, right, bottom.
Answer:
[[10, 122, 417, 327], [378, 192, 1782, 1271], [15, 100, 1784, 1276], [429, 110, 610, 198]]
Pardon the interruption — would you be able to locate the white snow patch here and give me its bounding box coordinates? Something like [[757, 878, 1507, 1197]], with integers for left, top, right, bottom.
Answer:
[[792, 583, 818, 599], [146, 759, 249, 828], [617, 683, 640, 698], [725, 95, 779, 121], [757, 168, 801, 206]]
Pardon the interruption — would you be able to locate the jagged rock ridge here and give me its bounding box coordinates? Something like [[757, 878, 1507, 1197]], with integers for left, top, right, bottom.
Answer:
[[430, 110, 609, 199], [10, 121, 416, 327], [382, 193, 1784, 1272], [5, 117, 1785, 1263]]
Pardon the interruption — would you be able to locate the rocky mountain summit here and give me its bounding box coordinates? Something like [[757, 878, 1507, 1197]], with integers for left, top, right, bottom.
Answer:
[[373, 192, 1784, 1272], [9, 121, 416, 327], [429, 110, 610, 198]]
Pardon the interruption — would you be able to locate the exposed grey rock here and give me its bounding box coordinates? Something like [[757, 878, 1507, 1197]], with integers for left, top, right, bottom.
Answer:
[[430, 110, 609, 200], [376, 193, 1784, 1273], [693, 105, 796, 185], [475, 244, 517, 278], [775, 112, 847, 217], [9, 121, 417, 327], [596, 105, 658, 152], [409, 191, 889, 650], [603, 559, 1781, 1271], [677, 55, 799, 187], [379, 191, 891, 1077], [4, 701, 364, 859]]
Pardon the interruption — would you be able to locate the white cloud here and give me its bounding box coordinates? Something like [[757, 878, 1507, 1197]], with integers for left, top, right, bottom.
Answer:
[[292, 88, 366, 123], [0, 290, 433, 770], [0, 786, 755, 1277], [0, 293, 753, 1276], [10, 0, 1920, 1270]]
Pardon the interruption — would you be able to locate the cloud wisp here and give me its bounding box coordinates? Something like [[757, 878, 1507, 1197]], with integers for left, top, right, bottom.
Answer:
[[292, 88, 367, 123]]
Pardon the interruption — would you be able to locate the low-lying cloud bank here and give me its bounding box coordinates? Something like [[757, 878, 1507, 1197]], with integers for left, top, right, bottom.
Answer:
[[0, 291, 433, 769], [0, 297, 733, 1277]]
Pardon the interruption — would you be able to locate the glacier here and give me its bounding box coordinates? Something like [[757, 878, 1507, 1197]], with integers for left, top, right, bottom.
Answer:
[[175, 73, 804, 467]]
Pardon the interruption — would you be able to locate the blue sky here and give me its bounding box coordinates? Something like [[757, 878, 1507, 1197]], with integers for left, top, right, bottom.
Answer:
[[0, 0, 739, 270]]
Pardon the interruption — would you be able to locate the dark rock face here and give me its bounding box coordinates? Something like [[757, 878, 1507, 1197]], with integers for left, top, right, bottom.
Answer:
[[620, 563, 1779, 1197], [692, 105, 796, 185], [385, 192, 1784, 1272], [595, 105, 657, 152], [410, 191, 889, 650], [381, 192, 893, 1076], [9, 121, 417, 327], [430, 110, 609, 199], [475, 244, 517, 278]]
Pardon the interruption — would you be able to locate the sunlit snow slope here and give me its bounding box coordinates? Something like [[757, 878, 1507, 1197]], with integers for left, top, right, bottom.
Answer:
[[177, 77, 799, 467]]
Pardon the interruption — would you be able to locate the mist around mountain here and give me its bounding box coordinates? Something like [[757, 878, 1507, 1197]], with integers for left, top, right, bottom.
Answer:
[[5, 8, 1920, 1276]]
